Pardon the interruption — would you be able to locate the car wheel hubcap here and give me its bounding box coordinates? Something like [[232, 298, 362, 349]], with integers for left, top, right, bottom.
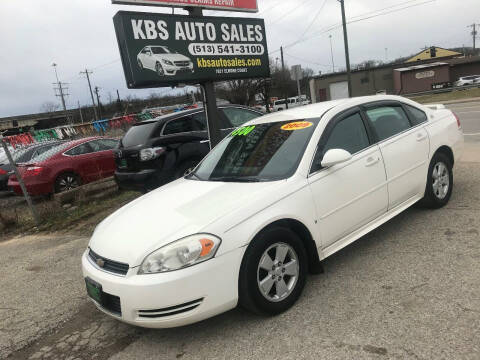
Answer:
[[257, 242, 299, 303], [432, 162, 449, 200], [156, 64, 164, 75], [59, 176, 78, 192]]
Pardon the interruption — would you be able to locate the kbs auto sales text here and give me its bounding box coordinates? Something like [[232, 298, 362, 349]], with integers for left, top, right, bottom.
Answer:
[[131, 20, 264, 43]]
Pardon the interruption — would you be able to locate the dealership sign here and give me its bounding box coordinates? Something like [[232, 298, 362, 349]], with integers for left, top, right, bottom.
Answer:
[[113, 11, 270, 88], [111, 0, 258, 13]]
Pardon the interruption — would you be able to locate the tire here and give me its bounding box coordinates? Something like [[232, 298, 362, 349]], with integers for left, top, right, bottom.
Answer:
[[239, 226, 308, 315], [155, 62, 164, 77], [54, 173, 81, 193], [174, 159, 199, 179], [138, 59, 144, 70], [420, 152, 453, 208]]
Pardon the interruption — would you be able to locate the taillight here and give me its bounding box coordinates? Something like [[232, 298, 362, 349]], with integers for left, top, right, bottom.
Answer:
[[24, 166, 43, 177], [453, 112, 461, 128], [0, 168, 7, 175]]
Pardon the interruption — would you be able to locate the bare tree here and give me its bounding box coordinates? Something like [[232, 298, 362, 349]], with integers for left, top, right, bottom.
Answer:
[[40, 101, 60, 114]]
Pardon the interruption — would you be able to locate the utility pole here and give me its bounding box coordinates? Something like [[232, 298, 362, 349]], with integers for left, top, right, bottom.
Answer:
[[116, 89, 123, 113], [329, 34, 335, 72], [94, 86, 102, 119], [338, 0, 352, 97], [80, 69, 99, 121], [187, 6, 222, 148], [0, 135, 39, 226], [280, 46, 289, 109], [385, 48, 388, 62], [468, 23, 479, 54], [78, 101, 84, 123], [52, 63, 70, 124]]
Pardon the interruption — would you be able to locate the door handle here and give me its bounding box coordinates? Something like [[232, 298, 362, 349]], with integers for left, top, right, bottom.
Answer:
[[365, 156, 380, 167], [200, 140, 210, 144], [416, 133, 427, 141]]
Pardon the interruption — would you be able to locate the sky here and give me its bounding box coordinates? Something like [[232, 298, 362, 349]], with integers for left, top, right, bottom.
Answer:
[[0, 0, 477, 118]]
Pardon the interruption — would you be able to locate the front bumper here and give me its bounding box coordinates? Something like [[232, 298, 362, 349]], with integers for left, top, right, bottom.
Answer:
[[163, 64, 194, 76], [81, 246, 245, 328]]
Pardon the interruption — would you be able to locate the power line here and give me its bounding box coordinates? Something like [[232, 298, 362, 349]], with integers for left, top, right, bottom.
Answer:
[[284, 52, 331, 67], [267, 0, 318, 26], [298, 0, 329, 40]]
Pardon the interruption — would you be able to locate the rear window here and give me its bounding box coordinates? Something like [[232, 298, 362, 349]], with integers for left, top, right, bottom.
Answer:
[[121, 122, 157, 147], [30, 143, 71, 163]]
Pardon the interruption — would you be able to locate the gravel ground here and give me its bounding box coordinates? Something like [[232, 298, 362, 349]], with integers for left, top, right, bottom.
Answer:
[[1, 144, 479, 360]]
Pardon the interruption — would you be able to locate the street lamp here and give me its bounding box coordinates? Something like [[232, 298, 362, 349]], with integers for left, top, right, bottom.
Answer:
[[329, 35, 335, 72]]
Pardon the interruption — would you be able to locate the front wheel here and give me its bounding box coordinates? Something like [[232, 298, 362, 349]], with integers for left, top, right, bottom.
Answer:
[[155, 62, 164, 76], [239, 226, 307, 315], [420, 152, 453, 208]]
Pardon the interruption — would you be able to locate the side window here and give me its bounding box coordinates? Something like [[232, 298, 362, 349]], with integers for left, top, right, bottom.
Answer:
[[324, 112, 370, 155], [94, 139, 119, 151], [221, 108, 261, 127], [191, 112, 207, 131], [163, 117, 197, 135], [405, 104, 427, 126], [65, 143, 93, 156], [365, 105, 411, 141]]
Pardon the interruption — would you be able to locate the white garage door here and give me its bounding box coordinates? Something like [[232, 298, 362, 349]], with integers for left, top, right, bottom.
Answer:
[[329, 81, 349, 100]]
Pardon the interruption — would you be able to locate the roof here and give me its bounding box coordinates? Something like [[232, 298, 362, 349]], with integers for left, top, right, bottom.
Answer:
[[394, 62, 448, 72], [248, 95, 422, 125], [405, 47, 462, 63]]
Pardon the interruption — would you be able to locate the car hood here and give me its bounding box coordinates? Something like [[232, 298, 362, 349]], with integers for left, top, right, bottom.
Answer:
[[89, 178, 282, 267], [153, 53, 190, 62]]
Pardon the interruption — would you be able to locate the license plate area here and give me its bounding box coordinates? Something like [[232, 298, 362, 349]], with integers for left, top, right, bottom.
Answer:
[[118, 158, 128, 169], [85, 277, 103, 304]]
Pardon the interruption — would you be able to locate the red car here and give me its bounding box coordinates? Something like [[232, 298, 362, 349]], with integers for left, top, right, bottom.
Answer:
[[8, 137, 118, 196]]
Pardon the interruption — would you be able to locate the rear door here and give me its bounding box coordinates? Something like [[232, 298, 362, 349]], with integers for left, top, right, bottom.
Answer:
[[88, 139, 118, 178], [363, 101, 430, 209], [63, 142, 100, 182]]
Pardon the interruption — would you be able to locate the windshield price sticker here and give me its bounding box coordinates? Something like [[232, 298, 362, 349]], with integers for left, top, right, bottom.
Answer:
[[113, 11, 270, 88], [231, 125, 255, 136], [281, 121, 313, 131]]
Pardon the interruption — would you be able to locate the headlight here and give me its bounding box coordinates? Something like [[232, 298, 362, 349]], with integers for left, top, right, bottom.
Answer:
[[139, 147, 165, 162], [162, 59, 174, 66], [138, 234, 221, 274]]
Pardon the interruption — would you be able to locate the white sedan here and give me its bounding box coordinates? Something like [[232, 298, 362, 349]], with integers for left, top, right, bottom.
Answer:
[[82, 95, 464, 328]]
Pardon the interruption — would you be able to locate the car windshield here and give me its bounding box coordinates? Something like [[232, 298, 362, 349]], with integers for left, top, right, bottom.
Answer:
[[121, 121, 157, 147], [151, 47, 175, 54], [189, 119, 319, 182]]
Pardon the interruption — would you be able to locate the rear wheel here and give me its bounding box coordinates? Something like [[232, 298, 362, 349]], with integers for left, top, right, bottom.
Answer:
[[54, 173, 81, 193], [420, 152, 453, 208], [239, 226, 307, 315]]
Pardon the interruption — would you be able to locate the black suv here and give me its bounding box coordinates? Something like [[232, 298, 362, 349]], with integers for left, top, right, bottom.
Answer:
[[114, 105, 263, 191]]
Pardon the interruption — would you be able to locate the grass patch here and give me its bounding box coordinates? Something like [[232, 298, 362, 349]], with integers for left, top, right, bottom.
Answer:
[[0, 190, 141, 239], [409, 87, 480, 104]]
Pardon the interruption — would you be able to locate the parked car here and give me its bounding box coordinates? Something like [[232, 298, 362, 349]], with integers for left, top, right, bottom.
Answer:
[[454, 75, 480, 87], [137, 46, 194, 77], [8, 137, 118, 196], [0, 141, 65, 190], [273, 96, 310, 111], [82, 95, 463, 328], [114, 105, 263, 192]]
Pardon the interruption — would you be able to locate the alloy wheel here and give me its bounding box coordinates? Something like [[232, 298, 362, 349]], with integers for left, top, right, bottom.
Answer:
[[257, 242, 299, 303], [58, 176, 79, 192], [156, 63, 164, 76], [432, 161, 450, 200]]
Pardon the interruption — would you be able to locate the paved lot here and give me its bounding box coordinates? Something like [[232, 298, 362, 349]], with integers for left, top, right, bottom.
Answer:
[[1, 142, 480, 360], [447, 101, 480, 137]]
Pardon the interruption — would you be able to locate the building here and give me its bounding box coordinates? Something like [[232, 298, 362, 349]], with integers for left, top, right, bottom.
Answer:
[[405, 47, 462, 63], [309, 56, 480, 102]]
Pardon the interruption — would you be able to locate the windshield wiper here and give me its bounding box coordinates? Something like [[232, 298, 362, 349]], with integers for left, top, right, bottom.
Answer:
[[208, 176, 265, 183]]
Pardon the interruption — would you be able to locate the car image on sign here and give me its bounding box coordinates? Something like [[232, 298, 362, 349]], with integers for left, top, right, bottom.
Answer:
[[82, 95, 463, 329], [137, 46, 194, 76]]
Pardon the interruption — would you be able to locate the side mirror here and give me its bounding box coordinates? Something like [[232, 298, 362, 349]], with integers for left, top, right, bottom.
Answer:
[[321, 149, 352, 168]]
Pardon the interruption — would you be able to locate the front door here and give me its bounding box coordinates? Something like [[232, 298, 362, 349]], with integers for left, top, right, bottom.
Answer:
[[308, 109, 388, 250]]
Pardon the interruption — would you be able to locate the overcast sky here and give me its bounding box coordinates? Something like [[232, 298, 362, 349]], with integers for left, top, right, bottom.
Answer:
[[0, 0, 477, 118]]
